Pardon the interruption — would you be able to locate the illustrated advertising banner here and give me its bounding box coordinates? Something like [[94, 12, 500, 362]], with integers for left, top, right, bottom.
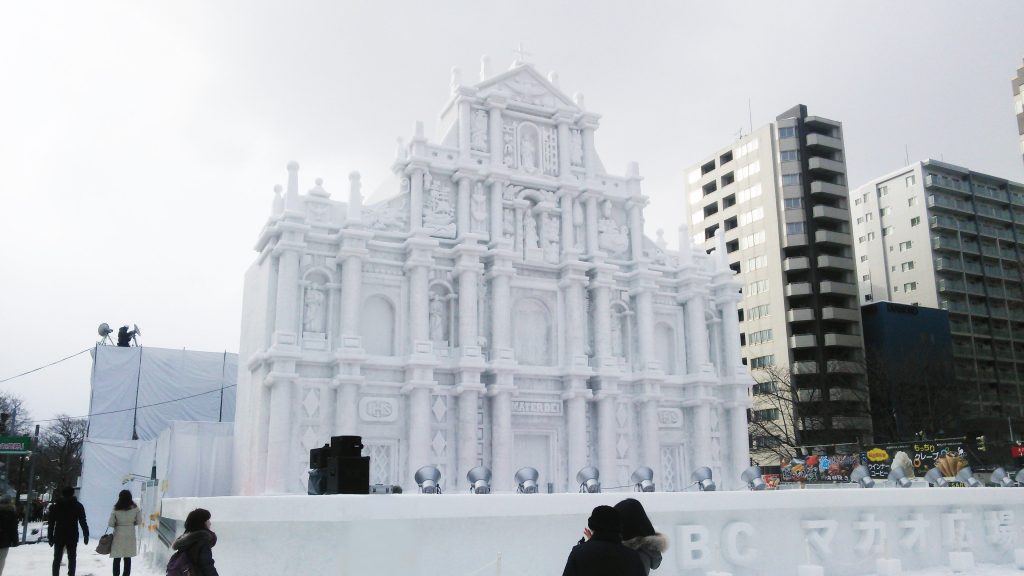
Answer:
[[779, 453, 865, 483], [862, 439, 976, 479]]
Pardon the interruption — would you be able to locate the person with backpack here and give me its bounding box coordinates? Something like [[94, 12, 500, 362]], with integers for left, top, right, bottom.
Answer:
[[47, 486, 88, 576], [562, 505, 645, 576], [614, 498, 668, 575], [108, 490, 143, 576], [0, 495, 20, 575], [167, 508, 219, 576]]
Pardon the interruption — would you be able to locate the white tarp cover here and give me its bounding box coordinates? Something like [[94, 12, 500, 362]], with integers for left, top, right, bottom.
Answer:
[[87, 346, 237, 440], [80, 421, 234, 538]]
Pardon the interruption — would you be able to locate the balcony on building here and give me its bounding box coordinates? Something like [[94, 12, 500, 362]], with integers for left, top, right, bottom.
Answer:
[[929, 215, 960, 231], [784, 233, 809, 248], [824, 333, 862, 347], [812, 204, 849, 223], [785, 282, 813, 297], [805, 132, 843, 151], [938, 278, 966, 293], [783, 256, 810, 272], [807, 157, 846, 177], [940, 299, 968, 314], [934, 257, 964, 273], [925, 173, 969, 194], [931, 235, 960, 253], [819, 280, 858, 296], [790, 334, 817, 348], [817, 254, 855, 270], [814, 229, 852, 246], [810, 180, 847, 199], [821, 306, 860, 322], [787, 308, 816, 322], [826, 360, 865, 374], [791, 361, 819, 374], [927, 194, 972, 214]]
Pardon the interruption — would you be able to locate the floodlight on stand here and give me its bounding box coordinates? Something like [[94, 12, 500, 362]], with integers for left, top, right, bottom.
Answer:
[[740, 466, 766, 491], [97, 323, 114, 345], [414, 465, 442, 494], [850, 465, 875, 488], [576, 466, 601, 493], [515, 467, 539, 494], [690, 467, 716, 492], [466, 466, 492, 494], [630, 467, 655, 492], [990, 467, 1014, 487], [888, 466, 912, 488], [1016, 469, 1024, 486], [924, 467, 949, 487], [956, 466, 982, 488]]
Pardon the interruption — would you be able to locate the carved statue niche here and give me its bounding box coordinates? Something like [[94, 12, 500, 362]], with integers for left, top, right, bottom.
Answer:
[[470, 182, 488, 234], [570, 129, 584, 167], [303, 283, 327, 334], [524, 208, 540, 250], [423, 175, 456, 238], [428, 285, 452, 345], [470, 109, 489, 152], [542, 212, 560, 263], [597, 200, 630, 255], [518, 123, 541, 174], [573, 199, 585, 250]]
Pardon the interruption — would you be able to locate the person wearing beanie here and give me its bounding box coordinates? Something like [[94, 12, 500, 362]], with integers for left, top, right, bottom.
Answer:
[[614, 498, 669, 574], [561, 505, 645, 576]]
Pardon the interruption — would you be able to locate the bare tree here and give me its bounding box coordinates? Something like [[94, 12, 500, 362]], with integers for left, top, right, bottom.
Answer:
[[747, 365, 802, 462], [0, 392, 32, 436], [36, 415, 88, 490]]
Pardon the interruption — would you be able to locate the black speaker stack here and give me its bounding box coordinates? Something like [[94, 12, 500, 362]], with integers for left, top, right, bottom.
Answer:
[[308, 435, 370, 495]]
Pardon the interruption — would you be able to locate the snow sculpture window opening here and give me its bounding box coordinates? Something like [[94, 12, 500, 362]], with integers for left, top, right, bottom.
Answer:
[[362, 295, 396, 356], [610, 301, 633, 370], [655, 322, 676, 375], [513, 298, 553, 366]]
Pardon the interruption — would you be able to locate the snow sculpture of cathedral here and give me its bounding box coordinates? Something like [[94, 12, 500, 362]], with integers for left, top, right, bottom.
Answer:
[[233, 58, 752, 495]]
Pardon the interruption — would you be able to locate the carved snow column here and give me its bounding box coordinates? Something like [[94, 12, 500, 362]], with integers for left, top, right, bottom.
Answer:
[[712, 235, 750, 481], [334, 222, 370, 436], [559, 190, 578, 259], [266, 161, 306, 494], [564, 391, 588, 491], [590, 263, 619, 483], [403, 235, 439, 490], [626, 194, 645, 262], [641, 396, 660, 485], [456, 172, 472, 239], [581, 115, 599, 181], [561, 258, 592, 491], [487, 245, 516, 491], [409, 166, 426, 232], [487, 97, 506, 170], [454, 231, 487, 490], [458, 98, 472, 161], [555, 112, 573, 179], [490, 388, 513, 491], [634, 283, 656, 373], [683, 289, 714, 376], [584, 194, 601, 258], [488, 177, 506, 246], [596, 391, 617, 487]]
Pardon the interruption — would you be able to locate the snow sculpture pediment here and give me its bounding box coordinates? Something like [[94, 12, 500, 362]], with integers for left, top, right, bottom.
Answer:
[[477, 66, 578, 111]]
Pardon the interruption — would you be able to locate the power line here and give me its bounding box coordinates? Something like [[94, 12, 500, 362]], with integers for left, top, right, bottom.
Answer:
[[27, 383, 238, 425], [0, 348, 92, 384]]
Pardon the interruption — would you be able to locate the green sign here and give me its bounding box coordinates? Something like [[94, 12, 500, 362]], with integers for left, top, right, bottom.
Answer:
[[0, 436, 32, 454]]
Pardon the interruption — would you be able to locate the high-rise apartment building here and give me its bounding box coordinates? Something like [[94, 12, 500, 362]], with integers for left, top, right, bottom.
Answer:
[[1014, 59, 1023, 165], [685, 105, 870, 463], [851, 160, 1024, 445]]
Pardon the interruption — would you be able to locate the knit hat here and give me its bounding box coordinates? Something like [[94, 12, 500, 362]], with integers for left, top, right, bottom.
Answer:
[[614, 498, 655, 540], [588, 505, 621, 535]]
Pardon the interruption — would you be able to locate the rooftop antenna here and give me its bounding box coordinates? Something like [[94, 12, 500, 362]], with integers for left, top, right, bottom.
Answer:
[[735, 128, 744, 141], [905, 144, 910, 166], [748, 98, 753, 135]]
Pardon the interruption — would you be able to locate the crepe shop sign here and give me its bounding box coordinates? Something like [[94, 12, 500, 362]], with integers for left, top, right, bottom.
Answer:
[[672, 510, 1016, 569]]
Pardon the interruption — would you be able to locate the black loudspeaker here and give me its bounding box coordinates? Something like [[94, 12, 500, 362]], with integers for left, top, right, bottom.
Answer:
[[310, 444, 330, 470], [326, 456, 370, 494], [330, 435, 365, 458]]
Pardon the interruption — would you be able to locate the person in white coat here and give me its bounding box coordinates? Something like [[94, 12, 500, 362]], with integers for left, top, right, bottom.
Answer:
[[107, 490, 142, 576]]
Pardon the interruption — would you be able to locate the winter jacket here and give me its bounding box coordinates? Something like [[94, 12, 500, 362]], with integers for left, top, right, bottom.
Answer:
[[171, 529, 219, 576], [562, 532, 646, 576], [0, 503, 19, 548], [47, 496, 88, 545], [108, 506, 143, 558], [623, 533, 668, 575]]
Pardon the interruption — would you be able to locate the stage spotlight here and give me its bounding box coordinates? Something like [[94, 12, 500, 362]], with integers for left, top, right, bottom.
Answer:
[[631, 467, 655, 492], [924, 467, 948, 487], [887, 467, 912, 488], [97, 323, 114, 345], [576, 466, 601, 493], [414, 465, 442, 494], [956, 466, 982, 488], [515, 467, 539, 494], [740, 466, 766, 491], [466, 466, 491, 494], [990, 467, 1014, 487], [690, 467, 716, 492], [850, 465, 875, 488]]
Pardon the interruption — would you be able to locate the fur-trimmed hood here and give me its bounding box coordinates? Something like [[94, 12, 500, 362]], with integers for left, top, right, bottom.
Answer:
[[623, 532, 669, 554], [172, 529, 217, 551]]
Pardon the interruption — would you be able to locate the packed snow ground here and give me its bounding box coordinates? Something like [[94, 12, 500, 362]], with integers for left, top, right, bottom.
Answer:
[[4, 532, 1022, 576]]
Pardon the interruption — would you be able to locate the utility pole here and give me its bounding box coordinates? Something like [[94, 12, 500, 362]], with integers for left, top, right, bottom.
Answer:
[[21, 424, 39, 543]]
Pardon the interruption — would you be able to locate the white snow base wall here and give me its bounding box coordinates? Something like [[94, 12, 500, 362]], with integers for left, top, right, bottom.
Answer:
[[160, 488, 1024, 576]]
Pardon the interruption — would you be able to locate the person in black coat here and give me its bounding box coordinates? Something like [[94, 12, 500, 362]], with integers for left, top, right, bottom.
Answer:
[[47, 486, 88, 576], [169, 508, 220, 576], [615, 498, 669, 575], [562, 505, 645, 576], [0, 495, 20, 576]]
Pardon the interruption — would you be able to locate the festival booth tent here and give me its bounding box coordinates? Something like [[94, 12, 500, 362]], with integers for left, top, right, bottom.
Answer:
[[87, 345, 237, 441], [79, 421, 233, 539]]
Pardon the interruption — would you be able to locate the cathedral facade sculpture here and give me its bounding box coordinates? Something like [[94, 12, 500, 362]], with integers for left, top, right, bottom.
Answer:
[[233, 60, 751, 496]]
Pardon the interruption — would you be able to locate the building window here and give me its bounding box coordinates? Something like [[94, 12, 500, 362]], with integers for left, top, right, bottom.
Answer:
[[784, 198, 803, 209], [749, 329, 773, 345], [855, 198, 862, 206], [750, 355, 775, 369], [739, 207, 765, 225], [782, 174, 801, 186], [906, 175, 916, 187], [868, 232, 875, 240], [911, 217, 921, 227], [878, 185, 889, 196], [899, 241, 913, 251], [862, 274, 870, 281], [856, 217, 864, 224], [858, 236, 866, 244], [747, 280, 769, 296], [880, 207, 891, 217], [752, 381, 779, 395], [865, 212, 873, 221], [786, 222, 806, 235], [747, 255, 768, 271], [780, 150, 799, 162], [778, 127, 796, 139], [753, 408, 781, 422], [740, 230, 766, 249], [908, 197, 918, 207], [901, 261, 915, 271], [747, 304, 770, 320], [860, 255, 868, 262], [883, 226, 894, 236], [904, 282, 917, 292]]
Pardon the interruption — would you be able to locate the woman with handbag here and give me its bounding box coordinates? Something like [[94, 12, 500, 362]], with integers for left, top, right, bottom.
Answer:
[[106, 490, 142, 576]]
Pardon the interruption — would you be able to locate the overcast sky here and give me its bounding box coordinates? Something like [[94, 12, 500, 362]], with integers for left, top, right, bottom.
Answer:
[[2, 1, 1023, 424]]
